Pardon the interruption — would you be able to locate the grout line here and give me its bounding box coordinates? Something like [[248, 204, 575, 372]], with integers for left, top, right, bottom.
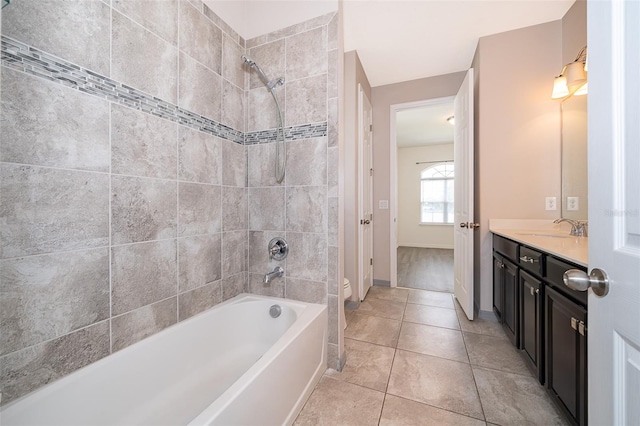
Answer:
[[108, 97, 113, 355]]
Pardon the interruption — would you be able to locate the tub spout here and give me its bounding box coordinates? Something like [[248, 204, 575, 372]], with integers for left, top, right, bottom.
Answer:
[[263, 266, 284, 284]]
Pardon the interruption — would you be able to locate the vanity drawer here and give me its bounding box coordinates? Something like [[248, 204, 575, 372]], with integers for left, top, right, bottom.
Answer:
[[545, 256, 588, 306], [494, 235, 519, 261], [519, 246, 544, 276]]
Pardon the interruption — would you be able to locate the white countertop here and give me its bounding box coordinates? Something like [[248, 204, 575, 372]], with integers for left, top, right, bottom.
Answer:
[[489, 219, 588, 267]]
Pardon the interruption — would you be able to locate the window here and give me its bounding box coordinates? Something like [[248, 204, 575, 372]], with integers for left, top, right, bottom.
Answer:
[[420, 163, 454, 224]]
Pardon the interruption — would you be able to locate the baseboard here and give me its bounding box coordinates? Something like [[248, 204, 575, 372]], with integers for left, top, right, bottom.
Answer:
[[345, 300, 360, 310], [338, 349, 347, 372], [398, 243, 454, 250], [373, 279, 390, 287]]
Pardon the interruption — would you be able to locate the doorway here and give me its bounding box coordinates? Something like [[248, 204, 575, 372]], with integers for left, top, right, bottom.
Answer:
[[390, 97, 455, 293]]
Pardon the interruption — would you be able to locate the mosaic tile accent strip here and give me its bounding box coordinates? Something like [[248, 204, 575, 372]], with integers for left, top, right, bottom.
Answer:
[[0, 35, 244, 144], [244, 123, 328, 145]]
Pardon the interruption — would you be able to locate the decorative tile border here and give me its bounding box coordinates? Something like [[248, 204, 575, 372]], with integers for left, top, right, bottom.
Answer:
[[244, 123, 328, 145], [1, 35, 246, 143], [1, 35, 327, 146]]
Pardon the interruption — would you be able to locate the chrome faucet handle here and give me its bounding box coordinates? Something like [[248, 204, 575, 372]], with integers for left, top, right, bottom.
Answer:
[[553, 218, 588, 237]]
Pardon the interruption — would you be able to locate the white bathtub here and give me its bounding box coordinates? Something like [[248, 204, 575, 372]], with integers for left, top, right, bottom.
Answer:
[[1, 294, 327, 426]]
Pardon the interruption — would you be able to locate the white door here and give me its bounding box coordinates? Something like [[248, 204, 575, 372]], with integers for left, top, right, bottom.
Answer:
[[359, 84, 374, 300], [453, 69, 475, 321], [587, 1, 640, 424]]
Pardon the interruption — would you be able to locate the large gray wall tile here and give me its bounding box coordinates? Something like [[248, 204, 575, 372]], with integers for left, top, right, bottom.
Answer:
[[285, 27, 327, 81], [203, 5, 240, 44], [286, 186, 327, 233], [247, 39, 285, 90], [0, 165, 109, 259], [111, 176, 177, 245], [328, 197, 338, 246], [178, 53, 222, 121], [222, 186, 247, 231], [0, 249, 109, 356], [222, 34, 245, 89], [249, 187, 285, 231], [247, 87, 284, 132], [221, 80, 244, 132], [111, 104, 177, 179], [179, 0, 221, 74], [327, 146, 338, 197], [0, 321, 110, 406], [112, 10, 178, 103], [248, 143, 283, 188], [178, 182, 221, 236], [286, 278, 327, 304], [111, 297, 177, 352], [285, 138, 327, 186], [222, 230, 247, 278], [328, 49, 338, 99], [112, 0, 178, 46], [111, 240, 177, 315], [0, 69, 110, 172], [286, 232, 327, 282], [178, 127, 221, 184], [327, 13, 338, 51], [178, 281, 223, 321], [178, 234, 222, 292], [1, 0, 110, 75], [285, 74, 327, 127], [248, 273, 284, 298], [328, 98, 339, 148], [221, 139, 246, 187], [222, 272, 247, 301]]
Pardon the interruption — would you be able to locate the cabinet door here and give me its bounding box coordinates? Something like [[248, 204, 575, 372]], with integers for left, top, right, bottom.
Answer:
[[493, 255, 504, 322], [546, 287, 587, 425], [502, 259, 519, 347], [519, 270, 543, 383]]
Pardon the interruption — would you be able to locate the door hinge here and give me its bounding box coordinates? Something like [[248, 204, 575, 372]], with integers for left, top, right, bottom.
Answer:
[[369, 168, 373, 176], [369, 124, 373, 132], [370, 258, 373, 266]]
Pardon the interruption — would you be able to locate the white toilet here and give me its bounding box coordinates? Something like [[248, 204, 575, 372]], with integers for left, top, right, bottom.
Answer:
[[342, 278, 352, 330]]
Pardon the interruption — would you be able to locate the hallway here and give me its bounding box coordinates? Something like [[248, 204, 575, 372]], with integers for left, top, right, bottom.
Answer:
[[397, 247, 454, 292], [295, 286, 567, 425]]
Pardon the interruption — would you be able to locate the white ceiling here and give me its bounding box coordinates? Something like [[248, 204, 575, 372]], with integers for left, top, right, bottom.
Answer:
[[207, 0, 574, 87], [396, 101, 454, 148]]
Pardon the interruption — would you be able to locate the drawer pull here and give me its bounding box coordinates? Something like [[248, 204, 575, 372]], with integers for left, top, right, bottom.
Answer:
[[519, 256, 539, 264], [571, 317, 578, 330]]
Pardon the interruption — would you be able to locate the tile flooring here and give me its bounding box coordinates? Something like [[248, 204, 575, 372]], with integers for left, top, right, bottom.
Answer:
[[397, 247, 454, 292], [295, 286, 568, 426]]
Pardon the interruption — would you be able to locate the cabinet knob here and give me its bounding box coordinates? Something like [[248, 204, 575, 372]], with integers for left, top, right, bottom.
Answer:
[[563, 268, 610, 297]]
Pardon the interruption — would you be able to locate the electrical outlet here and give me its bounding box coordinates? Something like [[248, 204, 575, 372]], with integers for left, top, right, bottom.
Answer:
[[567, 197, 579, 211], [545, 197, 557, 211]]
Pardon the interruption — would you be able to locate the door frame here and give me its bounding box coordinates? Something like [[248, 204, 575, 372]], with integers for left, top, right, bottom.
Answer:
[[358, 83, 373, 300], [389, 96, 456, 288]]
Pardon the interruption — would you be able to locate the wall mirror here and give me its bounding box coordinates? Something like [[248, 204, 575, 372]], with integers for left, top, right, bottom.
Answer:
[[561, 94, 588, 220]]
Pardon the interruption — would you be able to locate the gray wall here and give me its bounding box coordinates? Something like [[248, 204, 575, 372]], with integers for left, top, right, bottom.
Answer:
[[0, 0, 339, 405]]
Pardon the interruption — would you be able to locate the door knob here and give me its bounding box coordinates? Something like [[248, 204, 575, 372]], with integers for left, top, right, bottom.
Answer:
[[360, 219, 371, 225], [469, 223, 480, 229], [460, 222, 468, 228], [563, 268, 609, 297]]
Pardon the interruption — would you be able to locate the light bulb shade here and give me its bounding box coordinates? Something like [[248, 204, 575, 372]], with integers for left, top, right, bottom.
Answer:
[[552, 75, 569, 99], [564, 61, 587, 89], [574, 82, 588, 96]]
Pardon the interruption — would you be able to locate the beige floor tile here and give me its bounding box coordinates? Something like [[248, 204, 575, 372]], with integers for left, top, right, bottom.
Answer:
[[387, 350, 484, 420], [455, 300, 505, 338], [295, 376, 385, 426], [380, 394, 486, 426], [398, 322, 469, 363], [464, 332, 532, 376], [356, 297, 406, 320], [365, 285, 409, 302], [344, 313, 401, 347], [407, 289, 455, 309], [404, 303, 460, 330], [326, 338, 395, 392], [473, 366, 569, 426]]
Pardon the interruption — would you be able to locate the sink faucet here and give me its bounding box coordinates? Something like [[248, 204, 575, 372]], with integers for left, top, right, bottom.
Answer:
[[263, 266, 284, 284], [554, 218, 588, 237]]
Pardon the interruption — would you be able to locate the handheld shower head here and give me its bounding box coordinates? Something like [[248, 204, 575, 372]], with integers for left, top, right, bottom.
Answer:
[[241, 55, 284, 92], [241, 55, 255, 67]]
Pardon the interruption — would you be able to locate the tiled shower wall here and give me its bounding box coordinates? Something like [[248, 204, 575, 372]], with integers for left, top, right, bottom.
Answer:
[[243, 12, 340, 366], [0, 0, 339, 405]]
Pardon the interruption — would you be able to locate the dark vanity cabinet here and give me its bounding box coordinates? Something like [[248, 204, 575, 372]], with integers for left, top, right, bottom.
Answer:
[[519, 270, 543, 383], [493, 234, 588, 426]]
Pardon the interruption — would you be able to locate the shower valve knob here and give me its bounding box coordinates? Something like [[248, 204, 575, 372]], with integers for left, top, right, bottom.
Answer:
[[268, 237, 289, 261]]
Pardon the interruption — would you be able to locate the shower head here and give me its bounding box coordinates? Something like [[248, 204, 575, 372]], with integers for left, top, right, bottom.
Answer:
[[241, 55, 284, 92]]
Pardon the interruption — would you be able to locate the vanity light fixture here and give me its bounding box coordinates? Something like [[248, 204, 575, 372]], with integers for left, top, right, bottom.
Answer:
[[551, 46, 588, 99], [446, 115, 455, 125]]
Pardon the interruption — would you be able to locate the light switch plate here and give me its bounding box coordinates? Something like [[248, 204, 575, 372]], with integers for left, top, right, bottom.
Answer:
[[379, 200, 389, 209], [545, 197, 557, 211], [567, 197, 579, 211]]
